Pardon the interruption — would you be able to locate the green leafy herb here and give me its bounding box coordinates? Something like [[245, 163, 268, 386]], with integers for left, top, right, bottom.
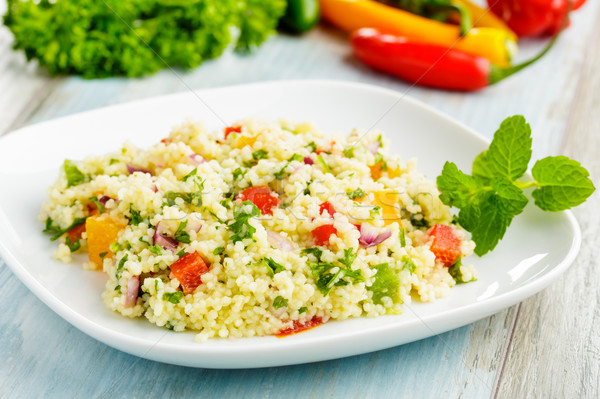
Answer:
[[88, 196, 105, 213], [3, 0, 286, 78], [317, 154, 332, 174], [298, 306, 308, 314], [176, 249, 187, 258], [368, 263, 401, 305], [43, 217, 86, 241], [115, 254, 128, 280], [343, 147, 355, 158], [273, 295, 288, 309], [252, 149, 269, 161], [163, 180, 204, 208], [63, 160, 86, 188], [213, 246, 225, 255], [99, 252, 108, 259], [301, 247, 323, 261], [401, 256, 416, 273], [109, 158, 119, 165], [163, 291, 184, 305], [370, 205, 381, 217], [127, 204, 143, 226], [347, 188, 365, 200], [65, 237, 81, 252], [232, 167, 247, 181], [262, 257, 285, 276], [308, 252, 364, 297], [149, 245, 163, 255], [399, 227, 406, 248], [274, 153, 304, 180], [338, 248, 357, 269], [306, 141, 317, 153], [174, 221, 191, 244], [183, 168, 197, 182], [374, 153, 388, 170], [448, 259, 475, 284], [437, 115, 595, 256], [228, 201, 261, 243]]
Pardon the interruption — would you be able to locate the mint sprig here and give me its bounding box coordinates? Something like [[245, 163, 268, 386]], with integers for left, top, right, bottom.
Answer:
[[438, 115, 595, 256]]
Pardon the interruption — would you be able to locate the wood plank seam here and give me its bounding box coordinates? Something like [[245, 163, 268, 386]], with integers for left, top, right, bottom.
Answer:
[[491, 303, 522, 399]]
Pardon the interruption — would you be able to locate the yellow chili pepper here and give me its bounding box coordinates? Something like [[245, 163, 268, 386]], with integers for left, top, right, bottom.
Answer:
[[319, 0, 517, 67], [454, 0, 515, 33]]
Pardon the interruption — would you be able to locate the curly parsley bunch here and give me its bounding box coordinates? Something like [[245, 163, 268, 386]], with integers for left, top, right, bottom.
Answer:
[[3, 0, 286, 78]]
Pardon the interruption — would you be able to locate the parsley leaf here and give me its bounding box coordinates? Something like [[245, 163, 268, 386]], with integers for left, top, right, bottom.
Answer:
[[437, 115, 594, 256], [127, 204, 143, 226], [163, 291, 184, 304], [273, 295, 288, 309], [343, 147, 355, 158], [174, 221, 191, 244], [347, 188, 365, 200], [233, 167, 247, 181], [228, 201, 261, 243], [261, 257, 285, 276], [183, 168, 197, 182], [88, 197, 105, 213], [43, 217, 86, 241], [317, 154, 331, 174], [65, 237, 81, 252], [213, 246, 225, 255], [368, 263, 400, 305], [252, 149, 268, 161], [63, 160, 86, 188]]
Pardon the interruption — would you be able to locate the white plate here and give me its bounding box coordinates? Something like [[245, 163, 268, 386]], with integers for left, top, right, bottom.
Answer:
[[0, 80, 581, 369]]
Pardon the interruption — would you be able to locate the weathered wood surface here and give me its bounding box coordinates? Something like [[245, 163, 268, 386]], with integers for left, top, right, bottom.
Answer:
[[0, 0, 598, 397]]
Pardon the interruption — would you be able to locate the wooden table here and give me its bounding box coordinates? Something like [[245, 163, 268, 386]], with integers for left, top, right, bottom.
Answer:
[[1, 2, 598, 397]]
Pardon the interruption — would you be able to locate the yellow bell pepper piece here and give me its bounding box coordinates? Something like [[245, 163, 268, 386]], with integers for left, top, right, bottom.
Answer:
[[371, 190, 402, 226], [319, 0, 516, 67]]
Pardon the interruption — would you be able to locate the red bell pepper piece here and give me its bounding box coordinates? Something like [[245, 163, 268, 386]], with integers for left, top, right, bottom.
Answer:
[[351, 28, 559, 91], [312, 224, 338, 246], [319, 201, 336, 218], [238, 186, 280, 215], [428, 224, 461, 267], [169, 252, 210, 295], [487, 0, 586, 38]]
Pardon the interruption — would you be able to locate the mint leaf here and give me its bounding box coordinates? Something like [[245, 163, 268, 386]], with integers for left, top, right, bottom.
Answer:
[[531, 156, 596, 211], [437, 162, 481, 208], [368, 263, 400, 305], [475, 115, 532, 181], [64, 160, 86, 188]]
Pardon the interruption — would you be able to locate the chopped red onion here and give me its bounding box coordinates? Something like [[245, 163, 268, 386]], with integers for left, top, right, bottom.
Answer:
[[153, 221, 178, 252], [124, 276, 140, 308], [359, 223, 392, 248], [150, 184, 158, 193], [367, 141, 380, 155], [303, 157, 314, 165], [267, 231, 294, 252], [127, 164, 153, 175], [187, 216, 203, 234], [189, 154, 206, 165], [98, 195, 114, 205]]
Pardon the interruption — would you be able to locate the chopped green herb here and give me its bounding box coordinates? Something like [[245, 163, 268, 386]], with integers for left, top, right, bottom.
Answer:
[[149, 245, 163, 255], [183, 168, 197, 182], [338, 248, 357, 269], [232, 167, 247, 181], [399, 227, 406, 247], [273, 295, 288, 309], [448, 259, 475, 284], [301, 247, 323, 261], [176, 249, 187, 258], [114, 285, 121, 293], [401, 256, 416, 273], [374, 153, 388, 170], [109, 242, 122, 254], [370, 205, 381, 217], [262, 257, 285, 276], [139, 237, 150, 245], [115, 254, 128, 280], [163, 291, 184, 304], [317, 154, 332, 174], [437, 115, 595, 256], [306, 141, 317, 152], [109, 158, 119, 165], [368, 263, 401, 305], [99, 252, 108, 259], [347, 188, 365, 200], [228, 201, 261, 243], [220, 199, 231, 210], [308, 259, 364, 297], [343, 147, 355, 158], [43, 217, 86, 241], [410, 214, 429, 228], [252, 149, 269, 161], [213, 246, 225, 255], [127, 204, 143, 226], [174, 221, 191, 244], [63, 160, 86, 188], [298, 306, 308, 314], [88, 197, 105, 213], [65, 237, 81, 252]]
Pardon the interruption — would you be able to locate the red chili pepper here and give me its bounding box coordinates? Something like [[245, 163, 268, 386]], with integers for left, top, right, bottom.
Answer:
[[487, 0, 586, 37], [350, 28, 558, 91]]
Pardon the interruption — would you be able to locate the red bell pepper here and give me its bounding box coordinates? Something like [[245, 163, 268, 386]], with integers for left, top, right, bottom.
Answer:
[[351, 28, 558, 91], [487, 0, 586, 37]]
